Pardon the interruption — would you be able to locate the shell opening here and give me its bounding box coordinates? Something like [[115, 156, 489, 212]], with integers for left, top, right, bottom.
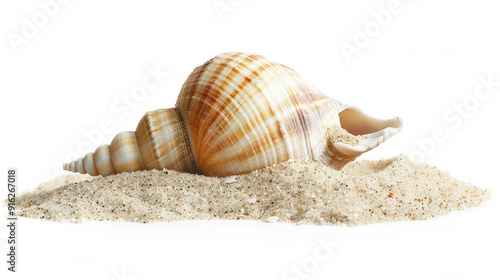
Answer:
[[338, 106, 402, 136], [333, 106, 403, 157]]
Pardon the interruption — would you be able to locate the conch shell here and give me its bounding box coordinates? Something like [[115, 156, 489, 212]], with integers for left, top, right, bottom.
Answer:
[[63, 52, 402, 177]]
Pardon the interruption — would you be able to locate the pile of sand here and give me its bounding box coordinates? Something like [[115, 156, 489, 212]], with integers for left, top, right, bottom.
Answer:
[[14, 155, 490, 226]]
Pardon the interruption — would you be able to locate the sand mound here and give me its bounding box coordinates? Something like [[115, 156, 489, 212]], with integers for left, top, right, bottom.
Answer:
[[15, 155, 490, 226]]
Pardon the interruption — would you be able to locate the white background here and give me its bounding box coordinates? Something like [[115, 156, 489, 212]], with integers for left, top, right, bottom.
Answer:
[[1, 0, 499, 279]]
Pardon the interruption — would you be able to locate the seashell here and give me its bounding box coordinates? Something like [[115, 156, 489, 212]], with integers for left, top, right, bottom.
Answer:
[[63, 52, 402, 177]]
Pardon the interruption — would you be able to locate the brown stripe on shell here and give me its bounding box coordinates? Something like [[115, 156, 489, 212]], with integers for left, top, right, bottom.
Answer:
[[194, 54, 287, 174], [199, 55, 277, 154], [179, 53, 258, 174], [179, 57, 236, 153], [109, 131, 145, 173], [135, 108, 198, 174], [203, 57, 280, 172]]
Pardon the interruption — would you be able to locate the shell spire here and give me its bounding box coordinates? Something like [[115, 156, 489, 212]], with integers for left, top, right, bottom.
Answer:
[[63, 108, 199, 176], [63, 52, 403, 177]]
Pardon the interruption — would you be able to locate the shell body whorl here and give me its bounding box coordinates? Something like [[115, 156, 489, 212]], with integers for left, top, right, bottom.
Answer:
[[176, 52, 341, 176], [63, 52, 402, 177]]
